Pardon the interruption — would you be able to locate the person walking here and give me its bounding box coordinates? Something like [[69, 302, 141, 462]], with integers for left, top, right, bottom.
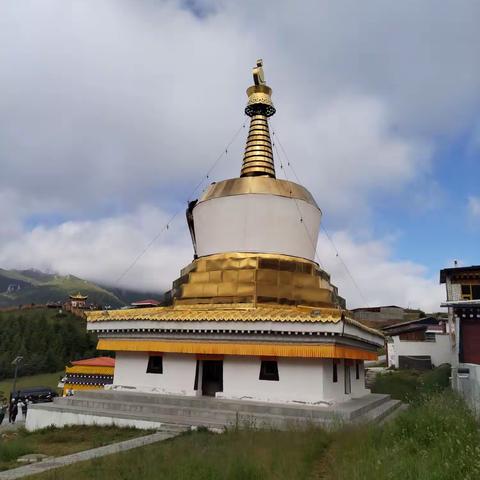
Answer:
[[17, 399, 25, 421], [10, 401, 18, 424]]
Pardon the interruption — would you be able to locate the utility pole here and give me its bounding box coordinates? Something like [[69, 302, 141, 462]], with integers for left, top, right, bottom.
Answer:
[[11, 356, 23, 398]]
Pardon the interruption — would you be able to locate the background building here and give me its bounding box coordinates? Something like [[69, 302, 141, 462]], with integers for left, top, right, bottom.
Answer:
[[61, 357, 115, 396], [351, 305, 424, 327], [383, 317, 450, 369], [440, 265, 480, 411]]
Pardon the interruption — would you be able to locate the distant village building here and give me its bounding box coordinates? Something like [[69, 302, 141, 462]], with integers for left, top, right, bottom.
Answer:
[[61, 357, 115, 396], [130, 299, 162, 308], [383, 317, 450, 369], [67, 293, 88, 310], [351, 306, 423, 327], [440, 265, 480, 410]]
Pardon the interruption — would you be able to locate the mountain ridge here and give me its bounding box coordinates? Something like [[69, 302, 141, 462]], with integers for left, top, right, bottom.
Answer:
[[0, 268, 163, 308]]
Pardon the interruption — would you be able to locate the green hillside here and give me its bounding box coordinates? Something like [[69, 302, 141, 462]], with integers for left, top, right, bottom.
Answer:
[[0, 269, 125, 308], [0, 308, 98, 381]]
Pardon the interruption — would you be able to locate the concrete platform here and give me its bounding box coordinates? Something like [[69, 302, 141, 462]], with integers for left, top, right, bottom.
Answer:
[[26, 390, 402, 431]]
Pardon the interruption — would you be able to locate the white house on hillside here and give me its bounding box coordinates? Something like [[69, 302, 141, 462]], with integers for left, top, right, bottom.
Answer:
[[384, 317, 451, 369]]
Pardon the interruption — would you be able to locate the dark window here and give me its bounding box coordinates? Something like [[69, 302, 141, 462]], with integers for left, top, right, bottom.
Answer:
[[146, 355, 163, 374], [259, 361, 279, 381], [473, 285, 480, 300], [425, 332, 436, 342], [356, 361, 360, 380], [461, 284, 471, 295], [333, 360, 338, 383], [461, 285, 480, 300]]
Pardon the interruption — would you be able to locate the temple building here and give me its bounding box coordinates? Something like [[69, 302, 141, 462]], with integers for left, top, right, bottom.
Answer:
[[67, 292, 88, 309], [84, 61, 383, 405]]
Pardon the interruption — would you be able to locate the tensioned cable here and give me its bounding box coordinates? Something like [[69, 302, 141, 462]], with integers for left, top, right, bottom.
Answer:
[[269, 124, 324, 270], [270, 124, 370, 306], [114, 121, 247, 286]]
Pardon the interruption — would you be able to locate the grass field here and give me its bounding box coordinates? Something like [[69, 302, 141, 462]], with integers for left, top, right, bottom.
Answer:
[[0, 371, 63, 399], [28, 390, 480, 480], [0, 426, 147, 472], [27, 366, 480, 480]]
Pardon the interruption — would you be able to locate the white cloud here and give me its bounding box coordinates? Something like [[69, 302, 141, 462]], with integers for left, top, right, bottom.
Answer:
[[272, 95, 430, 219], [317, 231, 443, 312], [1, 0, 473, 220], [0, 205, 442, 310], [0, 206, 193, 292], [0, 0, 476, 308], [468, 196, 480, 218]]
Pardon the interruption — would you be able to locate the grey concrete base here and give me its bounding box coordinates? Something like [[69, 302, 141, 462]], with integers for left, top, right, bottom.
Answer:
[[26, 390, 402, 431], [0, 431, 177, 480]]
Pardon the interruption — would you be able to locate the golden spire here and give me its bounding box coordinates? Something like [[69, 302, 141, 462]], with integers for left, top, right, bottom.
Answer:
[[241, 60, 276, 178]]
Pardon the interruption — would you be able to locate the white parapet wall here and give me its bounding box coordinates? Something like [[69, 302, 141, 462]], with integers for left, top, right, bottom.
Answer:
[[452, 363, 480, 414], [25, 406, 164, 431], [387, 334, 452, 368]]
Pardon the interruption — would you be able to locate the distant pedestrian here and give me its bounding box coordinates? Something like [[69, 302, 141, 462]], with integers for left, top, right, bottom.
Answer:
[[17, 399, 25, 420], [22, 399, 29, 417], [10, 401, 18, 424]]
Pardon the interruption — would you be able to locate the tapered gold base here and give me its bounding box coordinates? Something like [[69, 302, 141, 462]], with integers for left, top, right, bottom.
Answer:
[[171, 252, 338, 308]]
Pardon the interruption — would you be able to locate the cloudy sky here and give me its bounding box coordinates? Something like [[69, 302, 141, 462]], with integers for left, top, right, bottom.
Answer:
[[1, 0, 479, 311]]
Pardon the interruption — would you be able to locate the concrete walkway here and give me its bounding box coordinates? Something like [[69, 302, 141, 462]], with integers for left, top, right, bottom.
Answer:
[[0, 430, 178, 479]]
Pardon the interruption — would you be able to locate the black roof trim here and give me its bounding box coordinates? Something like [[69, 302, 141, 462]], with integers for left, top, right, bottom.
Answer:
[[440, 265, 480, 284]]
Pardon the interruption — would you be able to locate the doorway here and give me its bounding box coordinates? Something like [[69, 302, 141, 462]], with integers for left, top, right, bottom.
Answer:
[[201, 360, 223, 397], [344, 361, 351, 395]]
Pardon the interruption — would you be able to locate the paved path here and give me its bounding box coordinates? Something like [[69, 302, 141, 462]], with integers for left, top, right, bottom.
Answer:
[[0, 431, 178, 479]]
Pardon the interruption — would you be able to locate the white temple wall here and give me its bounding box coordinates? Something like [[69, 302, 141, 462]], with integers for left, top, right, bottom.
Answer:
[[113, 352, 197, 396], [322, 359, 369, 402], [193, 194, 321, 261], [218, 356, 326, 404], [351, 362, 369, 397], [112, 353, 369, 404]]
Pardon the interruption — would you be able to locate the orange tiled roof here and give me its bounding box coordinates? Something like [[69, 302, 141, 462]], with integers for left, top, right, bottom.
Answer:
[[71, 356, 115, 367]]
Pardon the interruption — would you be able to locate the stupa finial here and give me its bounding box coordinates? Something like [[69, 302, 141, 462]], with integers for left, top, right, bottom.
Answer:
[[241, 60, 276, 178], [253, 59, 266, 85]]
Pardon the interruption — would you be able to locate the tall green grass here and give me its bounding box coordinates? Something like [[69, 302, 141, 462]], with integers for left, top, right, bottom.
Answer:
[[0, 438, 33, 464], [0, 426, 145, 472], [325, 390, 480, 480], [372, 364, 451, 402], [32, 428, 331, 480]]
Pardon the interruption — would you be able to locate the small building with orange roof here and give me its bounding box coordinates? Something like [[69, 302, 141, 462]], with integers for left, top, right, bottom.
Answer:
[[62, 357, 115, 396]]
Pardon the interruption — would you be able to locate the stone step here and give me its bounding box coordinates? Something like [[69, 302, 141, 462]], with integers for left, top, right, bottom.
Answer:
[[361, 399, 402, 424], [378, 402, 408, 425], [67, 390, 392, 422], [29, 401, 333, 430], [27, 391, 398, 431], [56, 396, 341, 423]]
